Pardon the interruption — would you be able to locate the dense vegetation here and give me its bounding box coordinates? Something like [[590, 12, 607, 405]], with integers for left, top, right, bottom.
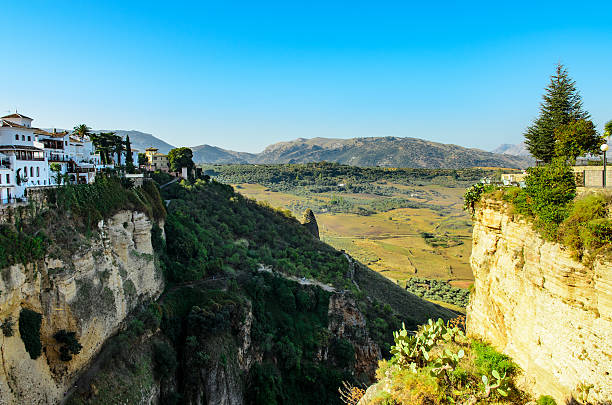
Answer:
[[0, 176, 165, 269], [65, 176, 455, 404], [405, 278, 470, 308], [158, 178, 353, 288], [203, 162, 508, 218], [206, 162, 505, 192], [19, 308, 43, 360], [469, 161, 612, 261]]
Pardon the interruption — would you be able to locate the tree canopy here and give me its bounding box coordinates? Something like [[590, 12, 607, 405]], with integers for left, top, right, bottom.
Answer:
[[72, 124, 91, 138], [168, 147, 195, 173], [524, 64, 590, 163], [554, 119, 602, 161]]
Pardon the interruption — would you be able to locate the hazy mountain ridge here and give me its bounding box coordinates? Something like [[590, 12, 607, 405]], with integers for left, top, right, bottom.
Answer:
[[492, 142, 531, 157], [194, 136, 533, 169], [56, 128, 531, 168], [46, 129, 176, 154], [190, 144, 256, 164], [100, 130, 175, 154]]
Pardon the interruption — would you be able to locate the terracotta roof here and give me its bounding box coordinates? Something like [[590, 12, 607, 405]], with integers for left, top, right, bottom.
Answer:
[[145, 147, 159, 151], [1, 113, 33, 120], [0, 145, 44, 152], [0, 119, 34, 130], [34, 128, 68, 137]]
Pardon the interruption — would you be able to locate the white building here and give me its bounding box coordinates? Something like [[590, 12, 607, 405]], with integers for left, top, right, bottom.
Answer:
[[0, 112, 101, 203], [0, 114, 51, 202]]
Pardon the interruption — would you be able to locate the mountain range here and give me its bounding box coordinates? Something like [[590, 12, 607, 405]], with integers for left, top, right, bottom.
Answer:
[[190, 136, 532, 169], [491, 142, 531, 157], [60, 129, 532, 169]]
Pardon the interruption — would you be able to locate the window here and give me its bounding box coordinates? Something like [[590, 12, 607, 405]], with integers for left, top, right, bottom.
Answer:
[[30, 167, 34, 177], [5, 174, 9, 183], [65, 141, 67, 146], [36, 167, 39, 177], [15, 134, 18, 140], [27, 136, 31, 141], [21, 135, 25, 141]]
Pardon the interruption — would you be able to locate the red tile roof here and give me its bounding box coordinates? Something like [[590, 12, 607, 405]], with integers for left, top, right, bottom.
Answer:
[[1, 113, 33, 120]]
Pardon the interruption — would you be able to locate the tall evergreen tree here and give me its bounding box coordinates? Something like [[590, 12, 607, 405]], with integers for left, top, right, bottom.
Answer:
[[124, 135, 133, 164], [524, 64, 590, 163]]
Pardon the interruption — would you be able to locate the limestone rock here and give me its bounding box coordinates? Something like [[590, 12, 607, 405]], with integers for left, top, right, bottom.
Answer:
[[467, 199, 612, 404], [328, 294, 381, 380], [302, 209, 319, 239], [0, 210, 164, 405]]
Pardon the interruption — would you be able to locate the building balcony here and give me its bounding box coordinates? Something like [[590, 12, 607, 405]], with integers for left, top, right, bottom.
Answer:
[[48, 155, 71, 162]]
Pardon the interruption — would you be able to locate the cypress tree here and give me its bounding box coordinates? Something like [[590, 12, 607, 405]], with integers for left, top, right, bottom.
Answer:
[[125, 135, 134, 164], [524, 64, 590, 163]]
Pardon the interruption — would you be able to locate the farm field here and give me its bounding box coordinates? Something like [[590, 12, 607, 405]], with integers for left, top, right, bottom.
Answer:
[[232, 181, 474, 286]]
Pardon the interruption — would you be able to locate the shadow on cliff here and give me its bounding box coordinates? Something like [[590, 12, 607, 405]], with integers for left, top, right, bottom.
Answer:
[[566, 398, 611, 405]]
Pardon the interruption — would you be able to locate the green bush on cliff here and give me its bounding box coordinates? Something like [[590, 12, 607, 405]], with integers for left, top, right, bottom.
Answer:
[[1, 316, 14, 337], [482, 160, 612, 260], [53, 330, 83, 361], [19, 308, 43, 359], [0, 224, 46, 268], [537, 395, 557, 405], [365, 319, 529, 405], [153, 340, 177, 378], [47, 175, 166, 230]]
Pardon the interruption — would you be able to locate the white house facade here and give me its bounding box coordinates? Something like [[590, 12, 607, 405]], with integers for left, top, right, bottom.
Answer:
[[0, 113, 101, 203]]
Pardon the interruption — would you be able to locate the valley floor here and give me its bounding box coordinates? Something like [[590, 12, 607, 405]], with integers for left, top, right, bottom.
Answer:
[[232, 183, 474, 287]]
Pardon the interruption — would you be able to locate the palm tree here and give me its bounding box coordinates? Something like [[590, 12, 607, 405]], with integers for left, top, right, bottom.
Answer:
[[73, 124, 91, 139]]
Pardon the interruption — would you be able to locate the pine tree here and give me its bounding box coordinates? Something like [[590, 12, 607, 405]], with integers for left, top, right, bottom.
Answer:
[[524, 64, 590, 163]]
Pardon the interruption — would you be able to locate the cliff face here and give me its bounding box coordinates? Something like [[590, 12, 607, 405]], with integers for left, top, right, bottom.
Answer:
[[327, 294, 381, 380], [467, 199, 612, 404], [0, 210, 164, 405]]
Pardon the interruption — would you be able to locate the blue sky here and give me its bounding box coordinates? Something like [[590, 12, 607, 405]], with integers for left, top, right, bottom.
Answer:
[[1, 1, 611, 152]]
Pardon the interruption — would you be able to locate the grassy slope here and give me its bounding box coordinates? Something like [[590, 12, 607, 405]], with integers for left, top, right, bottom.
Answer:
[[354, 262, 458, 324]]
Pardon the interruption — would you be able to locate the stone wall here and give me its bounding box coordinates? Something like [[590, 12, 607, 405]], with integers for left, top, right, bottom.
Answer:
[[0, 210, 164, 405], [467, 199, 611, 404]]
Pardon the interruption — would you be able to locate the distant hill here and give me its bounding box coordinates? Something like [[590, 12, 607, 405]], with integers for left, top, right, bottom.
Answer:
[[492, 142, 531, 157], [193, 136, 532, 169], [47, 129, 175, 154], [100, 130, 175, 154], [190, 144, 255, 164]]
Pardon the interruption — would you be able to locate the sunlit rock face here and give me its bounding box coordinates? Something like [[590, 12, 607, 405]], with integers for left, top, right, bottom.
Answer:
[[467, 199, 612, 404], [0, 210, 164, 405]]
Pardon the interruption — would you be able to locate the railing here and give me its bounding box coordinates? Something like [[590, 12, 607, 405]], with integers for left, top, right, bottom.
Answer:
[[0, 197, 27, 205], [48, 156, 71, 162]]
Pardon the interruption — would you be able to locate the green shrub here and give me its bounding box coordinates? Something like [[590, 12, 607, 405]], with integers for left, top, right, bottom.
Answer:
[[536, 395, 557, 405], [0, 225, 47, 268], [53, 330, 82, 361], [19, 308, 43, 359], [471, 341, 517, 376], [1, 316, 14, 337], [153, 340, 178, 378], [557, 193, 612, 260], [464, 183, 490, 215]]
